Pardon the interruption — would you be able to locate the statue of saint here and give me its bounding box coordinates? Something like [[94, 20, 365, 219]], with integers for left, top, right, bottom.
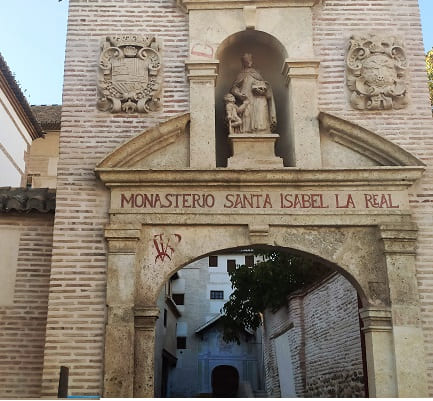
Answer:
[[228, 53, 277, 134]]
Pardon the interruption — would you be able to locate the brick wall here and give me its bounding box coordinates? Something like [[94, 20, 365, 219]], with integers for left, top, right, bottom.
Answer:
[[41, 0, 433, 396], [0, 214, 54, 398], [263, 274, 365, 397], [303, 274, 364, 397], [313, 1, 433, 393], [40, 0, 189, 396]]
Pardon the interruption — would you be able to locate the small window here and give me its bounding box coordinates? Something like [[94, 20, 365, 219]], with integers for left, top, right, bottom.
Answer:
[[209, 255, 218, 267], [163, 309, 167, 327], [172, 293, 185, 305], [227, 259, 236, 274], [210, 290, 224, 300], [177, 336, 187, 349], [245, 255, 254, 267]]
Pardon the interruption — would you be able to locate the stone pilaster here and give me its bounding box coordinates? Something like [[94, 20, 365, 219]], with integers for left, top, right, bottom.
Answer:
[[379, 224, 428, 397], [185, 60, 219, 168], [103, 225, 141, 398], [282, 59, 321, 168], [133, 307, 160, 397], [359, 307, 397, 397]]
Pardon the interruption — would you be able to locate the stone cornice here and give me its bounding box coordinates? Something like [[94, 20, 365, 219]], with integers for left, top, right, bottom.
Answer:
[[177, 0, 320, 12], [359, 307, 392, 333], [95, 167, 424, 189], [319, 112, 426, 167], [98, 113, 190, 168], [282, 58, 320, 81], [185, 60, 219, 82], [379, 223, 419, 255]]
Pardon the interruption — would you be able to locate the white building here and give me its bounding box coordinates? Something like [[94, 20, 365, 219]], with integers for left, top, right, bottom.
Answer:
[[156, 252, 265, 397], [0, 53, 43, 187]]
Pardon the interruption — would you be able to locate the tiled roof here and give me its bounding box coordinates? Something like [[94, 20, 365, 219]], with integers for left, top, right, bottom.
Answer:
[[31, 105, 62, 131], [0, 187, 56, 213], [0, 53, 43, 139]]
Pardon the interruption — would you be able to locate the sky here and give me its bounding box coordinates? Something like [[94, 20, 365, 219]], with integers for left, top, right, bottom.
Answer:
[[0, 0, 431, 105]]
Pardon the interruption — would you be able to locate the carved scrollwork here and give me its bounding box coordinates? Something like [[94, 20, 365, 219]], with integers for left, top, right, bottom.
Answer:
[[97, 34, 162, 114], [346, 34, 408, 110]]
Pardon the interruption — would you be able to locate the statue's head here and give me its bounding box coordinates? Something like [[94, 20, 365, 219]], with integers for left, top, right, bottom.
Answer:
[[241, 53, 253, 68], [224, 93, 235, 103]]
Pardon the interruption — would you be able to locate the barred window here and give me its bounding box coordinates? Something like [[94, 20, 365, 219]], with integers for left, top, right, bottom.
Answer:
[[210, 290, 224, 300]]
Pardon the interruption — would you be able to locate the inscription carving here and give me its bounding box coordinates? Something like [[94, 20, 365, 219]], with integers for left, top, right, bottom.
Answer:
[[117, 191, 405, 211], [97, 34, 162, 114], [346, 34, 408, 110]]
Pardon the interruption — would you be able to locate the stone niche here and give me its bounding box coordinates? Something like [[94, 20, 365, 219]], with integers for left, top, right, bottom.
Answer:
[[184, 0, 321, 169], [215, 30, 287, 167]]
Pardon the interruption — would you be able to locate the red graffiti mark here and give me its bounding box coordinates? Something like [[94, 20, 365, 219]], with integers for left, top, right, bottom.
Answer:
[[191, 43, 213, 59], [153, 233, 182, 263]]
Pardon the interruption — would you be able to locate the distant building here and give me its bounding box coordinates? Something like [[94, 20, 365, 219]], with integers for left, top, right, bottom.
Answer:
[[0, 53, 43, 187], [27, 105, 61, 188], [154, 252, 265, 397]]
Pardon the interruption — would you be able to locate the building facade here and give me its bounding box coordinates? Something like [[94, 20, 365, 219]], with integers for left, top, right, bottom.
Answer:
[[0, 53, 43, 187], [166, 253, 264, 397], [0, 0, 432, 398]]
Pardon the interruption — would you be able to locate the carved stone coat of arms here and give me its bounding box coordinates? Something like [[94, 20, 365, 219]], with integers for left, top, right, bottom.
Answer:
[[97, 35, 162, 114], [346, 34, 408, 110]]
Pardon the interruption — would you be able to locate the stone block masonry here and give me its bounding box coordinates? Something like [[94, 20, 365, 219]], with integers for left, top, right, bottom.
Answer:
[[0, 214, 54, 398], [41, 0, 188, 396]]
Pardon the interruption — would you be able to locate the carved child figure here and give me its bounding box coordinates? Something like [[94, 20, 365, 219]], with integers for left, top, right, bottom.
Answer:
[[224, 93, 249, 134]]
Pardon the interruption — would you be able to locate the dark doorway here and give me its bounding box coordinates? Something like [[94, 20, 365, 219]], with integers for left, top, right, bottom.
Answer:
[[211, 365, 239, 397], [161, 350, 177, 397]]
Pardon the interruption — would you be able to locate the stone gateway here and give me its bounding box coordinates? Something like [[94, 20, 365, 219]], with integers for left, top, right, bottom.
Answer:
[[0, 0, 433, 398]]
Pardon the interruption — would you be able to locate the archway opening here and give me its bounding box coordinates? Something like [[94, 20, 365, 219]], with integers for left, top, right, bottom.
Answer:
[[211, 365, 239, 397], [215, 30, 290, 167], [153, 246, 368, 397]]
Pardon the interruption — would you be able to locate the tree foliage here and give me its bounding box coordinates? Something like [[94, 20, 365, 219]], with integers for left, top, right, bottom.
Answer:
[[221, 249, 331, 344], [427, 48, 433, 111]]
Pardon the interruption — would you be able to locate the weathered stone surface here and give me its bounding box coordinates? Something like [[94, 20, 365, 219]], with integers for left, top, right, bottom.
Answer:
[[227, 53, 276, 135], [97, 35, 162, 114], [346, 34, 408, 110]]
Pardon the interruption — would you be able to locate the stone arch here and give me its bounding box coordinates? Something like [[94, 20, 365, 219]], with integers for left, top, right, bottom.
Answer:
[[103, 219, 425, 398], [146, 227, 379, 309], [97, 112, 427, 398], [214, 29, 288, 60]]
